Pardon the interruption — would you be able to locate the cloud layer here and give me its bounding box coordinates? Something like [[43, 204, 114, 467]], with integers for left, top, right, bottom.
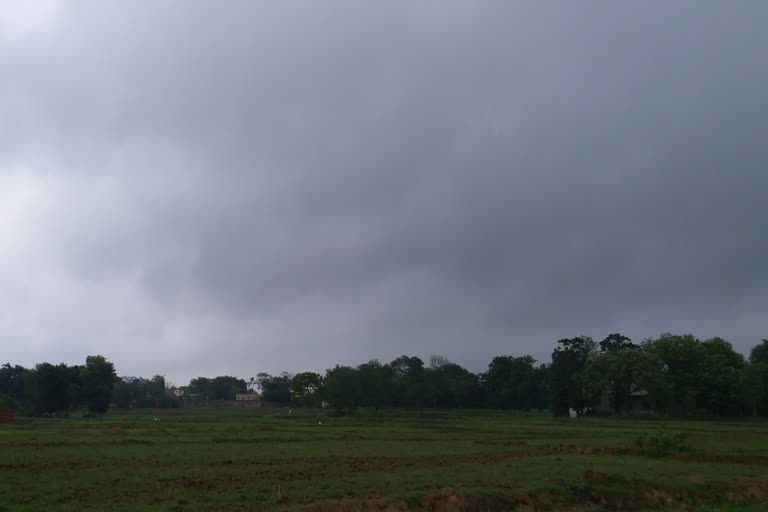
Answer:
[[2, 1, 767, 383]]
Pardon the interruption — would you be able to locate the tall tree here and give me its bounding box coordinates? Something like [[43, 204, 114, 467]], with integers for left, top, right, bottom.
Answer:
[[323, 365, 362, 414], [483, 355, 546, 410], [81, 355, 117, 415], [259, 373, 292, 402], [426, 357, 480, 409], [188, 377, 213, 398], [0, 363, 26, 407], [737, 362, 768, 417], [210, 376, 248, 400], [698, 337, 744, 415], [290, 372, 322, 407], [31, 363, 79, 415], [357, 360, 394, 409], [750, 339, 768, 365], [388, 356, 426, 411], [581, 348, 667, 414], [549, 336, 597, 416], [642, 333, 704, 415], [599, 333, 637, 353]]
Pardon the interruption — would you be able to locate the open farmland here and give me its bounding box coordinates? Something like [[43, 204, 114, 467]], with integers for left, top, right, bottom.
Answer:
[[2, 409, 768, 511]]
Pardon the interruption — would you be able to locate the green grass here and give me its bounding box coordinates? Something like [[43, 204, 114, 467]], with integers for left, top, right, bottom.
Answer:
[[1, 408, 768, 511]]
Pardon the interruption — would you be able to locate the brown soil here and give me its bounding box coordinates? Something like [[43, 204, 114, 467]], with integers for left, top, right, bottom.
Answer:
[[473, 439, 528, 447], [674, 452, 768, 466], [579, 469, 607, 484], [717, 478, 768, 502], [298, 487, 481, 512], [141, 427, 169, 435], [295, 477, 768, 512]]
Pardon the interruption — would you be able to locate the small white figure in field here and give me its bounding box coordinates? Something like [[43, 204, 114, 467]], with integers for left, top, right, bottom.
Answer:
[[317, 420, 322, 425], [154, 417, 159, 422], [288, 409, 292, 415]]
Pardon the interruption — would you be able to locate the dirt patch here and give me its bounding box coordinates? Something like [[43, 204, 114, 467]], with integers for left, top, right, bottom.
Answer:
[[298, 487, 479, 512], [296, 486, 625, 512], [674, 452, 768, 466], [211, 506, 260, 512], [717, 478, 768, 502], [580, 469, 607, 484], [141, 427, 169, 436], [473, 439, 528, 447], [299, 494, 407, 512], [158, 475, 222, 492], [640, 485, 694, 509], [107, 427, 125, 435], [293, 475, 768, 512]]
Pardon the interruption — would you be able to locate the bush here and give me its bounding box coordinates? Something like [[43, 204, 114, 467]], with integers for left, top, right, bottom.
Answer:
[[0, 394, 16, 410], [634, 428, 692, 455]]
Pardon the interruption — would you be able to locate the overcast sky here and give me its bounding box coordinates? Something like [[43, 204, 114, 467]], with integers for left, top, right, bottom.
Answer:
[[1, 1, 766, 384]]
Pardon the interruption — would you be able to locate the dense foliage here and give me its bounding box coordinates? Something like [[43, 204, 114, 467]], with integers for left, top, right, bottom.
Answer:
[[2, 335, 768, 417], [0, 356, 116, 416], [187, 376, 248, 400]]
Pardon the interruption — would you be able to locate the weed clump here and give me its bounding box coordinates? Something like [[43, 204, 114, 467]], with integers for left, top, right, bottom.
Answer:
[[634, 429, 692, 455]]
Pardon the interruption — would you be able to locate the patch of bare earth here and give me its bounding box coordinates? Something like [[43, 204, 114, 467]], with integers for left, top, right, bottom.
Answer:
[[293, 474, 768, 512]]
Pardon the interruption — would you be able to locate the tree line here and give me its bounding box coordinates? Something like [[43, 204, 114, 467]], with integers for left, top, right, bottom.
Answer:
[[0, 356, 117, 415], [2, 334, 768, 418]]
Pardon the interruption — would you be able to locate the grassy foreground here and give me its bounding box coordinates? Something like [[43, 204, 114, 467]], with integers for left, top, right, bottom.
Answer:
[[1, 408, 768, 511]]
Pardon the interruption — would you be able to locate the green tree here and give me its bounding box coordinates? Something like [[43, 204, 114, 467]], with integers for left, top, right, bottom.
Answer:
[[188, 375, 248, 400], [356, 360, 394, 408], [581, 348, 667, 414], [737, 362, 768, 417], [259, 373, 292, 402], [188, 377, 212, 398], [642, 333, 745, 416], [113, 376, 159, 407], [698, 337, 744, 415], [426, 356, 480, 409], [0, 394, 16, 410], [32, 363, 78, 415], [81, 355, 117, 415], [323, 365, 362, 414], [388, 356, 426, 411], [482, 355, 546, 410], [549, 336, 597, 416], [643, 333, 704, 415], [736, 339, 768, 417], [210, 376, 247, 400], [599, 333, 637, 353], [290, 372, 322, 407], [749, 339, 768, 364], [112, 377, 136, 408], [0, 364, 27, 407]]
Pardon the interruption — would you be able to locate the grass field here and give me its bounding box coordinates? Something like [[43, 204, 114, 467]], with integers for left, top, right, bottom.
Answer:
[[2, 408, 768, 511]]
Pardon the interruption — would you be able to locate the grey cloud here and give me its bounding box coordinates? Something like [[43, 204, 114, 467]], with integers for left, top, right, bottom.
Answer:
[[1, 1, 767, 382]]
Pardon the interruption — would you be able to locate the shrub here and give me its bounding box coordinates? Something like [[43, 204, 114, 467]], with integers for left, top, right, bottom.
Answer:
[[0, 394, 16, 410], [634, 428, 692, 455]]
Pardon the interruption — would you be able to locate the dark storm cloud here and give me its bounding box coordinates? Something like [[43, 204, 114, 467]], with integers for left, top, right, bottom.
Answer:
[[1, 1, 767, 382]]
